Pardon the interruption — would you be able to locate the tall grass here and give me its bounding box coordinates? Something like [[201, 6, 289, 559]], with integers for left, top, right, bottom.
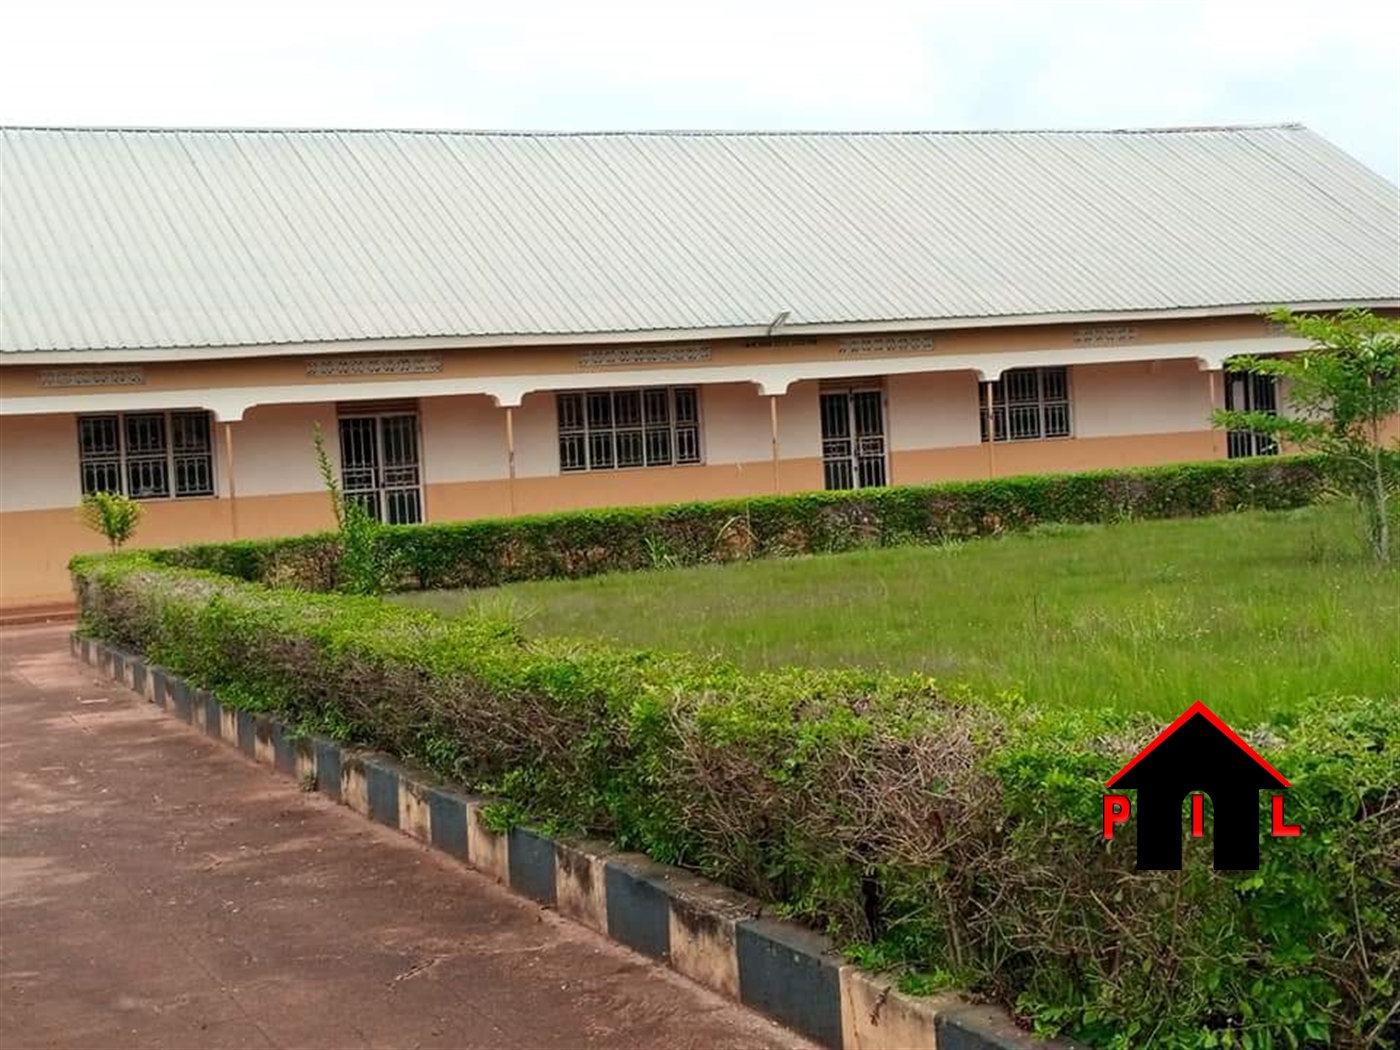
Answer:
[[397, 504, 1399, 722]]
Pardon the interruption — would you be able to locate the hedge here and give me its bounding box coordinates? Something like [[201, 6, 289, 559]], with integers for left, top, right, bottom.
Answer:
[[72, 552, 1398, 1049], [150, 456, 1327, 593]]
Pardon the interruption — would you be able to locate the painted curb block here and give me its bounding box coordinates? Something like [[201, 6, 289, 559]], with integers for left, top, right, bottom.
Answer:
[[76, 634, 1075, 1050]]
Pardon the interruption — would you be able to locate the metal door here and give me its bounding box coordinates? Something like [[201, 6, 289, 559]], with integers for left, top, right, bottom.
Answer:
[[338, 413, 423, 524], [820, 388, 888, 490]]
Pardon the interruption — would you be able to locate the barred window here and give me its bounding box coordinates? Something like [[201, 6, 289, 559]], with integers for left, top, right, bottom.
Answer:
[[1224, 371, 1280, 459], [980, 367, 1072, 442], [77, 411, 215, 499], [557, 387, 701, 472]]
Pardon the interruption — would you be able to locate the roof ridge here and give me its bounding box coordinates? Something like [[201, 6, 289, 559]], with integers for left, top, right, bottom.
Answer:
[[0, 123, 1310, 137]]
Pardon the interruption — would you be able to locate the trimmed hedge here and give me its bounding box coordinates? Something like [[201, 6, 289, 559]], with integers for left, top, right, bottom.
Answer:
[[72, 552, 1398, 1049], [150, 456, 1327, 593]]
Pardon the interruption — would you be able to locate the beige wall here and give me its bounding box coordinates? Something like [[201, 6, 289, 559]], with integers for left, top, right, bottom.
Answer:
[[777, 382, 822, 460], [886, 371, 982, 451], [513, 392, 561, 479], [419, 394, 508, 484], [1073, 359, 1213, 438], [232, 402, 336, 496], [0, 414, 82, 512], [701, 383, 770, 465]]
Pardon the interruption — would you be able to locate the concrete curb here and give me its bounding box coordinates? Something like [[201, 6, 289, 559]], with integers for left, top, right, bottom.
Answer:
[[77, 634, 1075, 1050]]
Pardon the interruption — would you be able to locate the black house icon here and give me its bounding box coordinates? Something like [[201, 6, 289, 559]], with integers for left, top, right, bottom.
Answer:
[[1107, 702, 1290, 870]]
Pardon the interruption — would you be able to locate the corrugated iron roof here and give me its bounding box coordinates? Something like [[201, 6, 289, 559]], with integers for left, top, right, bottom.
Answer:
[[1, 125, 1396, 354]]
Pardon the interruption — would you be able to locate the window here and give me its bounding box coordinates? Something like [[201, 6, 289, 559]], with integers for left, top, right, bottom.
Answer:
[[980, 367, 1072, 442], [337, 409, 423, 524], [1225, 372, 1279, 458], [557, 387, 701, 472], [77, 411, 215, 499]]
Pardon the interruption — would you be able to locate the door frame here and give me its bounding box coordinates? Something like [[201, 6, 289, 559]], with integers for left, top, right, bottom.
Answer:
[[818, 381, 890, 491], [336, 405, 426, 524]]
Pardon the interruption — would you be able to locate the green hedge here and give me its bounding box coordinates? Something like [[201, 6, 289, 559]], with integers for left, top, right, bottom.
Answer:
[[150, 456, 1326, 592], [72, 552, 1397, 1049]]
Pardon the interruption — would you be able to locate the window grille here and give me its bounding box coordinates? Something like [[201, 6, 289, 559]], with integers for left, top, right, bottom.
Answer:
[[980, 367, 1073, 442], [557, 386, 701, 472], [77, 411, 214, 499], [1224, 371, 1280, 458]]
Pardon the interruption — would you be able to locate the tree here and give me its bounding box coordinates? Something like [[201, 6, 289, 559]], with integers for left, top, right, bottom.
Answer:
[[80, 491, 143, 551], [1213, 308, 1400, 563]]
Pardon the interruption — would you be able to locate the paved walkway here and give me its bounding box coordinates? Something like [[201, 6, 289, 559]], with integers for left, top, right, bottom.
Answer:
[[0, 625, 808, 1050]]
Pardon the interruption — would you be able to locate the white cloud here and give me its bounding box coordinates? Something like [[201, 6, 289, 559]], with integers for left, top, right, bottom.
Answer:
[[0, 0, 1395, 178]]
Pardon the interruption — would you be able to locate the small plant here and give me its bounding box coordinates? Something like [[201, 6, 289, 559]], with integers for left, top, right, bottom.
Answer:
[[299, 769, 318, 792], [312, 424, 398, 595], [312, 422, 346, 530], [79, 491, 142, 551], [644, 534, 677, 569]]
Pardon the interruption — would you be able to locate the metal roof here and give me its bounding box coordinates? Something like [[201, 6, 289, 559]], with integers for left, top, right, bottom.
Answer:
[[1, 125, 1396, 355]]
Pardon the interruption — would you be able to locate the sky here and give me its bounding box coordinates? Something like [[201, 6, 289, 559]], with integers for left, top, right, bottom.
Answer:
[[1, 0, 1397, 180]]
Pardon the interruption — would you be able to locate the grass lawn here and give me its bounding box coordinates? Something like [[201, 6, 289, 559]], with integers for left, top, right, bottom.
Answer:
[[396, 504, 1399, 723]]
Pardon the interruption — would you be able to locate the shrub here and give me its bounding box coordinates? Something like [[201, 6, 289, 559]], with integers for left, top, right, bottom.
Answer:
[[71, 552, 1397, 1049], [150, 456, 1327, 592], [79, 491, 142, 551]]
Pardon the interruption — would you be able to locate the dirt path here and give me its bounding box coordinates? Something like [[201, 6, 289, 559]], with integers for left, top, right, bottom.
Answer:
[[0, 624, 808, 1049]]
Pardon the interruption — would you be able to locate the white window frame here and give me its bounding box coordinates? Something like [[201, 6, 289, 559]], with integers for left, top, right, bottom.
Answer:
[[336, 407, 425, 525], [76, 410, 217, 500], [556, 386, 703, 473], [980, 367, 1073, 443]]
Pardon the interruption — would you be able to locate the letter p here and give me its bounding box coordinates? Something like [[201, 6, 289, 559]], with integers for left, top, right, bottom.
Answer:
[[1103, 794, 1131, 839]]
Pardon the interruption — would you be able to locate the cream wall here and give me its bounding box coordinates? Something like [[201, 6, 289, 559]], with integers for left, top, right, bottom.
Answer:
[[699, 383, 770, 465], [0, 414, 82, 512], [1072, 359, 1213, 438], [777, 381, 822, 460], [696, 380, 824, 465], [419, 394, 508, 484], [886, 371, 982, 451], [512, 392, 560, 479], [232, 402, 336, 497]]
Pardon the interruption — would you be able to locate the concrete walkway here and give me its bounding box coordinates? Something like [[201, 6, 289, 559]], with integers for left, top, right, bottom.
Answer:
[[0, 625, 809, 1050]]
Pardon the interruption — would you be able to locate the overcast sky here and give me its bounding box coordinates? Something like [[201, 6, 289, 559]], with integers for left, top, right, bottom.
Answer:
[[1, 0, 1396, 180]]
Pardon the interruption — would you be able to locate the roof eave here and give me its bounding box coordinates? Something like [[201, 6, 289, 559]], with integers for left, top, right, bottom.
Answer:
[[5, 299, 1397, 364]]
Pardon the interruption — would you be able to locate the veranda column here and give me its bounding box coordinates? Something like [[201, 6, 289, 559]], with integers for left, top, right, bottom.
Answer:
[[221, 421, 240, 539], [983, 379, 996, 479], [769, 395, 781, 493], [1208, 369, 1226, 459], [504, 406, 517, 515]]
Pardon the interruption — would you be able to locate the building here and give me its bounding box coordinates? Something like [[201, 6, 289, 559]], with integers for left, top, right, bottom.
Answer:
[[1, 125, 1397, 610]]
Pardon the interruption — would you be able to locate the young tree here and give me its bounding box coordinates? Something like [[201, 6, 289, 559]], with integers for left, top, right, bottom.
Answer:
[[79, 491, 143, 551], [311, 422, 396, 595], [1213, 308, 1400, 562]]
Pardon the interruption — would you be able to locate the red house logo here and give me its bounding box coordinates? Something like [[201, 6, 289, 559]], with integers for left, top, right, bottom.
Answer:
[[1103, 702, 1300, 870]]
